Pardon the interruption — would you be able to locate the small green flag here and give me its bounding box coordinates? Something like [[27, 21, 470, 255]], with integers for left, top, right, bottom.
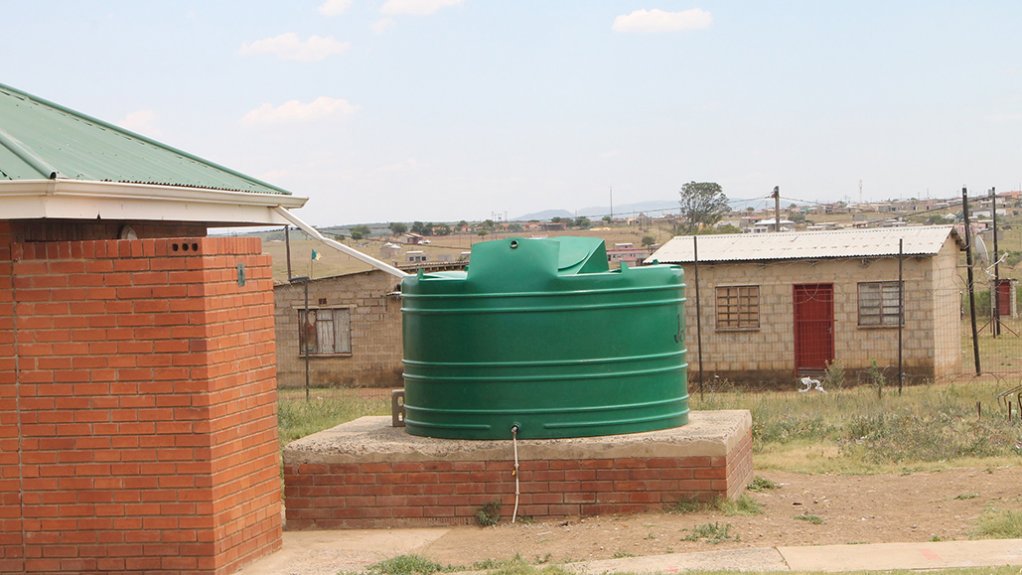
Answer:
[[311, 249, 321, 261]]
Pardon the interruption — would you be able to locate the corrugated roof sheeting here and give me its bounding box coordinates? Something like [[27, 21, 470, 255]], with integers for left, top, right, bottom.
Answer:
[[0, 83, 290, 195], [646, 226, 963, 264]]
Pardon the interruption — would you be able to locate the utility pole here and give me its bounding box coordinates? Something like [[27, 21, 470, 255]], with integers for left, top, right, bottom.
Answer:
[[962, 188, 981, 376], [772, 186, 781, 232], [284, 225, 293, 280], [609, 186, 614, 220], [991, 187, 1001, 336]]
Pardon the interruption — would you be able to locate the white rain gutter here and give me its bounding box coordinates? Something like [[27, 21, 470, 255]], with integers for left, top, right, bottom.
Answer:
[[273, 206, 409, 279]]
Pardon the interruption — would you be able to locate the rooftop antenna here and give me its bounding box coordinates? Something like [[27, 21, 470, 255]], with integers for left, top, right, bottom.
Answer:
[[859, 179, 863, 204]]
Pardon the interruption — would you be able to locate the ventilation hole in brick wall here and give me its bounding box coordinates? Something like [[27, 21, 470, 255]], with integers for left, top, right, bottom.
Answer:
[[172, 243, 180, 252], [182, 243, 190, 251], [191, 243, 199, 251]]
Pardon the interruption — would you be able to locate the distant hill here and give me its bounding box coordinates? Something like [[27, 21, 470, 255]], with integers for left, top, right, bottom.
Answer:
[[515, 200, 679, 221], [514, 209, 574, 221]]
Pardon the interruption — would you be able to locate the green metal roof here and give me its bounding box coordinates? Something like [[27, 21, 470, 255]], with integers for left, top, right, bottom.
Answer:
[[0, 83, 291, 195]]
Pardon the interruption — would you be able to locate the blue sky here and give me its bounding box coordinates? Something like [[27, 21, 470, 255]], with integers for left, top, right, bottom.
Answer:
[[5, 1, 1022, 226]]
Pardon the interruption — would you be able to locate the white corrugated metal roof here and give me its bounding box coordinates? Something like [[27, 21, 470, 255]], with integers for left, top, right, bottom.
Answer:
[[645, 225, 964, 264]]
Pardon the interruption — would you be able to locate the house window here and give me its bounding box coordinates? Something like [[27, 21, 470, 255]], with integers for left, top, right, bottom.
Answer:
[[715, 285, 760, 330], [298, 308, 352, 355], [858, 281, 903, 327]]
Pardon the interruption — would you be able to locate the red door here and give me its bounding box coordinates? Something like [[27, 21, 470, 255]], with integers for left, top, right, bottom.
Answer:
[[793, 284, 834, 372], [996, 280, 1012, 317]]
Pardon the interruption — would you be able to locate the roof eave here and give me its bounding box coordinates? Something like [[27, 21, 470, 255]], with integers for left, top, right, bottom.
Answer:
[[0, 179, 308, 226]]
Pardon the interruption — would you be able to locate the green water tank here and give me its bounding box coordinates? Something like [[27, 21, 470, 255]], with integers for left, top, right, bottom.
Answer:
[[401, 236, 688, 440]]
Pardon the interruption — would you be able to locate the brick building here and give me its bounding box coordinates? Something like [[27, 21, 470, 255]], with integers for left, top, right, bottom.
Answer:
[[648, 226, 964, 385], [274, 270, 403, 388], [1, 83, 306, 573]]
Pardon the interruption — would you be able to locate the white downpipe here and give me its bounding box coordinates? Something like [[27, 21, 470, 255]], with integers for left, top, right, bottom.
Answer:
[[273, 206, 409, 279]]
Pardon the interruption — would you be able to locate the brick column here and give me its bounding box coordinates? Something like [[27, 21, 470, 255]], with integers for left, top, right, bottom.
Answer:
[[0, 222, 23, 572], [0, 236, 280, 574]]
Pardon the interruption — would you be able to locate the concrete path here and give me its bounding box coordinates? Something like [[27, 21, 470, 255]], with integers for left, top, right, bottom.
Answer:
[[237, 528, 450, 575], [570, 539, 1022, 573], [238, 530, 1022, 575]]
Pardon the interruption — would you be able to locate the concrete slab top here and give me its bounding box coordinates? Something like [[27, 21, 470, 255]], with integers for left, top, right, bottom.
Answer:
[[284, 411, 752, 465]]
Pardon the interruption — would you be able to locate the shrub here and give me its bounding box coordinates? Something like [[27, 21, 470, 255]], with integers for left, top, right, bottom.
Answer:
[[367, 555, 448, 575], [823, 360, 845, 390], [475, 501, 502, 527], [682, 522, 736, 544]]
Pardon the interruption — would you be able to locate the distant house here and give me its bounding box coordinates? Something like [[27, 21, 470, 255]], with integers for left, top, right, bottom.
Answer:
[[541, 221, 568, 231], [647, 226, 964, 385], [274, 270, 403, 388], [380, 242, 402, 259], [606, 243, 651, 268], [751, 218, 795, 233], [404, 232, 425, 245]]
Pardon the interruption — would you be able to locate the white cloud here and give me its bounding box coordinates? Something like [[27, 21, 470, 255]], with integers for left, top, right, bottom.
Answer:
[[319, 0, 352, 16], [239, 33, 350, 62], [242, 97, 358, 126], [381, 0, 463, 17], [372, 18, 395, 33], [612, 8, 713, 34], [117, 109, 162, 137]]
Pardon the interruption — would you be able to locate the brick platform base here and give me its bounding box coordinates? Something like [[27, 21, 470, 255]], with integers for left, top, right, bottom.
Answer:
[[283, 411, 752, 529]]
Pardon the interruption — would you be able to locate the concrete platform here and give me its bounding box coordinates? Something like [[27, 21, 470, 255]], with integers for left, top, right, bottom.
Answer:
[[282, 412, 753, 529]]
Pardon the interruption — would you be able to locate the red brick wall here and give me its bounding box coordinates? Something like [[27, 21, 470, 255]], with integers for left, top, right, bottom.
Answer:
[[283, 438, 753, 529], [0, 233, 281, 574], [0, 222, 23, 572]]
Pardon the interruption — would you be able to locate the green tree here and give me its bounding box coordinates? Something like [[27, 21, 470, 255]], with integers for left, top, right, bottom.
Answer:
[[350, 224, 371, 240], [388, 222, 408, 236], [433, 223, 452, 236], [641, 235, 656, 248], [411, 221, 427, 235], [678, 181, 730, 234], [574, 216, 591, 229]]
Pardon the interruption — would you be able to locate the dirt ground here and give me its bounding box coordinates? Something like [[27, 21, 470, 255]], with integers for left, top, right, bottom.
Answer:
[[418, 466, 1022, 565]]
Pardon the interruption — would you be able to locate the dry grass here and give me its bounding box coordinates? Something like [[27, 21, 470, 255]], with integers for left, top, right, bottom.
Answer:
[[692, 380, 1022, 474], [259, 224, 669, 284], [277, 387, 389, 445]]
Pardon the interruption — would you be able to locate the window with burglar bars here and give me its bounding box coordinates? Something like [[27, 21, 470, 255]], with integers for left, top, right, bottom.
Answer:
[[858, 281, 903, 327], [715, 285, 760, 330], [298, 308, 352, 355]]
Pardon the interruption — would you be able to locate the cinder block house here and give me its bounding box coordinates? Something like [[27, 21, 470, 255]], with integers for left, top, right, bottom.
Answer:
[[647, 226, 964, 385], [0, 83, 307, 573], [274, 270, 403, 388]]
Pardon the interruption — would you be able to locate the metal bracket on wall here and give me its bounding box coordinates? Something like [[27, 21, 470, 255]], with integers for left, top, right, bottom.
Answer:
[[391, 390, 406, 427]]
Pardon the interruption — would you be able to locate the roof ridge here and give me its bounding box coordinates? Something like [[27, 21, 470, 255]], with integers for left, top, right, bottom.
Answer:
[[0, 82, 292, 195]]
